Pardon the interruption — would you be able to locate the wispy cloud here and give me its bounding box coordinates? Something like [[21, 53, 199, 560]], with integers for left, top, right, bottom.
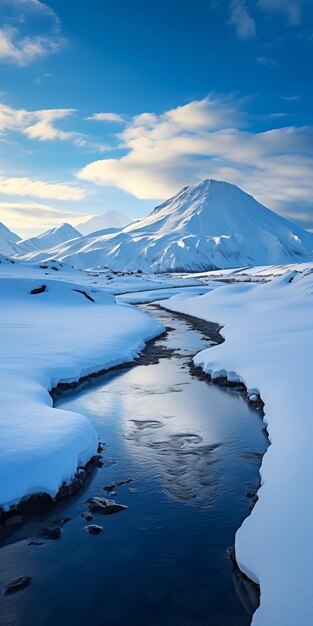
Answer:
[[23, 108, 79, 142], [256, 55, 279, 67], [0, 177, 88, 201], [0, 200, 89, 236], [0, 0, 64, 66], [225, 0, 310, 45], [0, 102, 80, 142], [2, 0, 60, 21], [77, 94, 313, 225], [258, 0, 303, 26], [0, 102, 108, 151], [0, 26, 63, 66], [229, 0, 256, 39], [87, 112, 125, 123]]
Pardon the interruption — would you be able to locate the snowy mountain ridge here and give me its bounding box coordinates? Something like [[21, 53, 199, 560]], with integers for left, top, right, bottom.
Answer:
[[76, 209, 131, 235], [13, 179, 313, 272], [16, 222, 81, 254], [0, 221, 21, 256]]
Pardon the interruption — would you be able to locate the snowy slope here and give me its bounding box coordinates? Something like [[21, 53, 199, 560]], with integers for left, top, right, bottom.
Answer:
[[0, 222, 21, 256], [164, 269, 313, 626], [16, 222, 81, 255], [0, 263, 163, 511], [14, 227, 116, 264], [14, 180, 313, 272], [77, 209, 131, 235]]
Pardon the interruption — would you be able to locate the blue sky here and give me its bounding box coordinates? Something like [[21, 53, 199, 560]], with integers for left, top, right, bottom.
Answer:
[[0, 0, 312, 236]]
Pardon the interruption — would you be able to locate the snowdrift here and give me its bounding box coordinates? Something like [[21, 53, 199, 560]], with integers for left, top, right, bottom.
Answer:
[[164, 268, 313, 626], [0, 267, 162, 511]]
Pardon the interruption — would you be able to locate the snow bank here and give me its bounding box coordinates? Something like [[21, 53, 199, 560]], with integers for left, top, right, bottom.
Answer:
[[163, 268, 313, 626], [0, 270, 163, 511], [186, 261, 313, 283], [116, 284, 217, 304]]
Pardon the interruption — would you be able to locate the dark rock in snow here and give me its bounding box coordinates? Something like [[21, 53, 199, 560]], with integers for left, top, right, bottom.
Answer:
[[30, 285, 46, 295], [72, 289, 94, 302], [227, 546, 260, 615], [28, 538, 44, 546], [3, 576, 32, 595], [20, 492, 53, 515], [38, 527, 62, 540], [52, 517, 71, 527], [103, 478, 133, 492], [4, 514, 23, 531], [85, 524, 103, 535], [87, 497, 128, 515]]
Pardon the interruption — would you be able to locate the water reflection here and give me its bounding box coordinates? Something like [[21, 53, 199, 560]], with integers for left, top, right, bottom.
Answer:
[[0, 304, 268, 626]]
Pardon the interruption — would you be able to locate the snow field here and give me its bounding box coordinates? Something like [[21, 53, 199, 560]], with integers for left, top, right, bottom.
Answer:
[[164, 269, 313, 626], [0, 270, 163, 511]]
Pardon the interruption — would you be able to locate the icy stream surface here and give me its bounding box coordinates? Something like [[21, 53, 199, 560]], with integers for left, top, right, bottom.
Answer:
[[0, 304, 268, 626]]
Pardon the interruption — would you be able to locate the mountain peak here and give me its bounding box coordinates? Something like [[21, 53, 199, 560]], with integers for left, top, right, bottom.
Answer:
[[43, 223, 80, 237], [180, 178, 243, 197], [77, 210, 132, 235], [152, 179, 243, 217], [0, 222, 21, 241], [16, 223, 81, 255], [0, 221, 21, 256], [11, 180, 313, 272]]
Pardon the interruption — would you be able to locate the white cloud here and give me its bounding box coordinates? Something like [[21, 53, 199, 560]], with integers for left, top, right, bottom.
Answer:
[[23, 108, 78, 141], [0, 102, 109, 150], [0, 26, 62, 66], [77, 95, 313, 225], [0, 177, 88, 201], [0, 102, 28, 133], [0, 200, 89, 236], [0, 0, 64, 66], [2, 0, 59, 20], [229, 0, 256, 39], [87, 112, 125, 123], [258, 0, 303, 25], [0, 102, 80, 145], [256, 55, 279, 68]]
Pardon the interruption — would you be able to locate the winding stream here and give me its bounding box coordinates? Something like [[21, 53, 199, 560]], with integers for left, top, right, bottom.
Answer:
[[0, 304, 268, 626]]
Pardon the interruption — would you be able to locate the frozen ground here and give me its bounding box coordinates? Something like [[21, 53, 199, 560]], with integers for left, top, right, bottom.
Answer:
[[163, 266, 313, 626], [184, 261, 313, 283], [0, 259, 164, 511], [1, 254, 313, 625]]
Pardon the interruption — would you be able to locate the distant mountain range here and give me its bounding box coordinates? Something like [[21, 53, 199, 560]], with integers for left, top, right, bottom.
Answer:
[[76, 210, 131, 235], [15, 223, 81, 255], [2, 180, 313, 272]]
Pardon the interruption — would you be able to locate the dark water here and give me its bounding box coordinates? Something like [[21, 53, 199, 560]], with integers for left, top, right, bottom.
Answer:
[[0, 304, 268, 626]]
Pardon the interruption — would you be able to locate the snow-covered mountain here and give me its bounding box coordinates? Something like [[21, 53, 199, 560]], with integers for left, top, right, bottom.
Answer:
[[16, 223, 81, 255], [77, 210, 131, 235], [13, 180, 313, 272], [0, 222, 21, 256]]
